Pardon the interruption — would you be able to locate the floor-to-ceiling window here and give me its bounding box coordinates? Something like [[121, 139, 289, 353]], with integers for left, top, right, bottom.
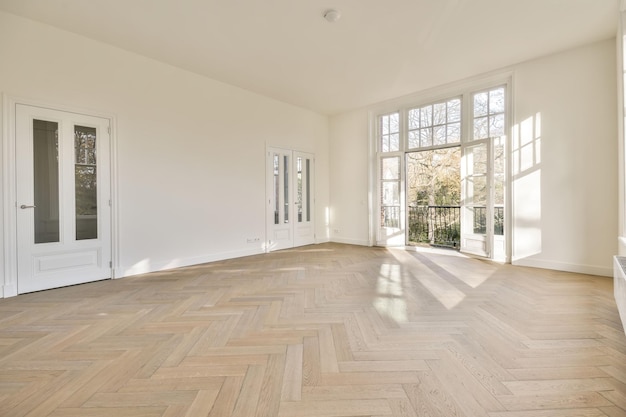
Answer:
[[373, 80, 510, 262]]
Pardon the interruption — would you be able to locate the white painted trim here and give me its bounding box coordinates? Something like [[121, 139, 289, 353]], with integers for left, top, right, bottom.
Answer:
[[618, 10, 626, 257], [330, 237, 370, 246], [512, 257, 612, 277], [119, 247, 266, 278], [0, 94, 118, 297], [2, 94, 18, 297]]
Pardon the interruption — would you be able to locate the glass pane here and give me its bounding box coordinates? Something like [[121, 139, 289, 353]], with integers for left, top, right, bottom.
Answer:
[[283, 155, 289, 223], [490, 114, 505, 138], [389, 133, 399, 151], [473, 116, 488, 140], [471, 176, 487, 206], [408, 131, 419, 149], [420, 106, 432, 127], [420, 128, 432, 147], [489, 88, 505, 114], [408, 109, 420, 130], [447, 99, 461, 122], [75, 125, 98, 240], [473, 207, 487, 234], [381, 205, 400, 228], [382, 182, 400, 205], [473, 92, 488, 117], [433, 102, 446, 125], [433, 125, 446, 146], [447, 122, 461, 143], [472, 145, 488, 174], [297, 157, 303, 223], [494, 206, 504, 235], [381, 136, 390, 153], [381, 115, 390, 134], [33, 119, 60, 244], [274, 154, 279, 225], [381, 157, 399, 180], [389, 113, 399, 133], [306, 159, 311, 222]]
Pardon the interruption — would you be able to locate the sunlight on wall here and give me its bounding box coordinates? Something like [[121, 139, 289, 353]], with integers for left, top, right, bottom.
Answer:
[[124, 258, 152, 276], [373, 263, 408, 323], [512, 113, 542, 260], [325, 206, 330, 241]]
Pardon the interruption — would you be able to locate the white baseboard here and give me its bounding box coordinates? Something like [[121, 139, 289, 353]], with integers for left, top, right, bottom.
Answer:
[[1, 283, 17, 298], [118, 247, 266, 278], [614, 256, 626, 334], [512, 257, 612, 277], [330, 237, 371, 246]]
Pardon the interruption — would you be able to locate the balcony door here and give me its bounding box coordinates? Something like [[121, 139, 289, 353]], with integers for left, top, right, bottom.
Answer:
[[460, 87, 506, 260], [15, 104, 112, 294], [375, 85, 508, 262], [266, 148, 315, 251]]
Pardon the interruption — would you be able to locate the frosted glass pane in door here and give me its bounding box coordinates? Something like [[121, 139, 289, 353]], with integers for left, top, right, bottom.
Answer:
[[297, 157, 302, 222], [75, 125, 98, 240], [33, 119, 60, 244]]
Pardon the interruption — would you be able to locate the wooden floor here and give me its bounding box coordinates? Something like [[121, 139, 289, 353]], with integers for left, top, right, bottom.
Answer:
[[1, 243, 625, 417]]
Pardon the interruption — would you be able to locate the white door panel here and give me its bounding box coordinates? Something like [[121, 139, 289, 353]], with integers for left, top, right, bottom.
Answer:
[[16, 104, 111, 294]]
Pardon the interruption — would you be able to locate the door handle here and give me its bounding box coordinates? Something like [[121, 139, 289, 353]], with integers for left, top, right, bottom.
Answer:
[[20, 204, 36, 209]]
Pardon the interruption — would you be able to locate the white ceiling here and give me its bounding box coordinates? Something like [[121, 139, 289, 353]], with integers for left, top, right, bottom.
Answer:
[[0, 0, 618, 115]]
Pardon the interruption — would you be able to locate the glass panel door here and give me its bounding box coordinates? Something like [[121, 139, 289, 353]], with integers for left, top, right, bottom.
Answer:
[[267, 148, 315, 251], [461, 141, 490, 257], [293, 152, 314, 247], [267, 148, 293, 251], [16, 104, 112, 294]]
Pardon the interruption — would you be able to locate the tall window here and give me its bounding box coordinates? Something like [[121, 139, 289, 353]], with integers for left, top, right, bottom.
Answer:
[[374, 81, 509, 260], [408, 98, 461, 149], [472, 86, 506, 236], [380, 112, 400, 152]]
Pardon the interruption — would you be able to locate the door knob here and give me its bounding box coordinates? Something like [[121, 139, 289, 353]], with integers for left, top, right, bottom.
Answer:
[[20, 204, 36, 209]]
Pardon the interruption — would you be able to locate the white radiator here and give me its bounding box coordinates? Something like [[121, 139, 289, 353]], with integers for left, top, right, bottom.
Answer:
[[613, 256, 626, 334]]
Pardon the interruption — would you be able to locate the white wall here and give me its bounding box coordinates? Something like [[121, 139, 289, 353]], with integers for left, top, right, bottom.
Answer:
[[329, 109, 371, 245], [330, 38, 618, 276], [0, 11, 330, 291], [512, 39, 617, 276]]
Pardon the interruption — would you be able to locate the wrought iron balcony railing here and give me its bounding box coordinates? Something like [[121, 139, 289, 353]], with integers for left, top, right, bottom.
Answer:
[[409, 205, 461, 249], [381, 205, 504, 249]]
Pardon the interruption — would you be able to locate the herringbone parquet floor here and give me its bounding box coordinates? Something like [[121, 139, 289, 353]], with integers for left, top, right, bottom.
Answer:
[[1, 243, 625, 417]]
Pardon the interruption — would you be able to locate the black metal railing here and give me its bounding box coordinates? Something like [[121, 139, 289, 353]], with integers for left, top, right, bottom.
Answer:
[[398, 205, 505, 249], [472, 206, 504, 235], [408, 205, 461, 249]]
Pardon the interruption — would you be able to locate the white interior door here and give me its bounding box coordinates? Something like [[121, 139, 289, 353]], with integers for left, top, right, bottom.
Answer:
[[16, 104, 112, 294], [266, 148, 315, 251], [293, 151, 315, 247]]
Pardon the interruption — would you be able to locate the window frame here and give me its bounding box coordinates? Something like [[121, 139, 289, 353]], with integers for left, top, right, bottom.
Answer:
[[369, 74, 512, 261]]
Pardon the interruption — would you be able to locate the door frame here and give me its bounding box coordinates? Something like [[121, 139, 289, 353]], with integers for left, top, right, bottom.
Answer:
[[1, 95, 119, 298], [265, 146, 316, 252]]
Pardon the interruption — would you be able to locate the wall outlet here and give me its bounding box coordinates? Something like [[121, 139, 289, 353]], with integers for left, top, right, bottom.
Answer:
[[247, 237, 261, 243], [333, 229, 340, 234]]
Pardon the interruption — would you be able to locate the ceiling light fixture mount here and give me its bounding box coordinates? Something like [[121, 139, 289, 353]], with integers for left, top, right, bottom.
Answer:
[[323, 9, 341, 23]]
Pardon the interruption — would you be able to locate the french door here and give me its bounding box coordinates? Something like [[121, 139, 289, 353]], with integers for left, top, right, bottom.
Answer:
[[16, 104, 112, 294], [266, 148, 315, 251], [460, 87, 507, 260], [375, 85, 508, 262]]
